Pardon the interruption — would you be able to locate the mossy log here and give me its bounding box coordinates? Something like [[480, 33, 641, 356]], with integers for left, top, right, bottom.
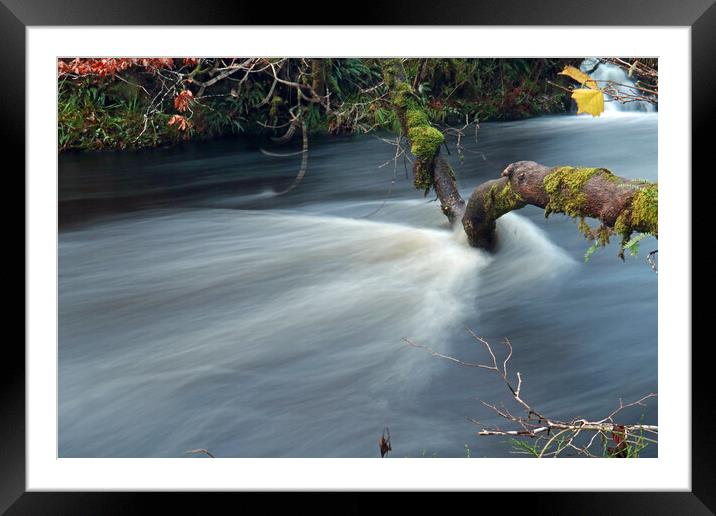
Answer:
[[462, 160, 658, 252], [383, 62, 465, 224], [381, 62, 657, 253]]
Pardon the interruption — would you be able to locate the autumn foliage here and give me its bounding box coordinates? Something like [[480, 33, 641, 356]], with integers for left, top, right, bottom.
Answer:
[[173, 90, 194, 112], [58, 58, 175, 78], [168, 114, 191, 132], [58, 58, 197, 143]]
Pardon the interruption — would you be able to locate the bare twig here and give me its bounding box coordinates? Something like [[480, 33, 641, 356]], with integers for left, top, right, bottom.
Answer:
[[185, 448, 215, 458], [406, 331, 657, 458], [273, 120, 309, 195]]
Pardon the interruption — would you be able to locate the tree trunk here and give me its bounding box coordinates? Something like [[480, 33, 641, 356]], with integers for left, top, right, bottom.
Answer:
[[462, 160, 658, 252], [382, 61, 465, 224], [432, 156, 466, 225], [381, 61, 657, 252], [461, 176, 524, 250], [310, 58, 327, 97]]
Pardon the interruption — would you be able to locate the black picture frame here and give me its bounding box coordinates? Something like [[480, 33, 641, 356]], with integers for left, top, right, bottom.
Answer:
[[6, 1, 709, 513]]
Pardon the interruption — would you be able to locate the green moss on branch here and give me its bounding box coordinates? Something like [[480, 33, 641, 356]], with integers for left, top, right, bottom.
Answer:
[[612, 182, 658, 258], [389, 80, 445, 193], [630, 183, 658, 235], [484, 181, 524, 219], [542, 166, 657, 260], [406, 108, 429, 128], [408, 125, 444, 159], [543, 166, 616, 218]]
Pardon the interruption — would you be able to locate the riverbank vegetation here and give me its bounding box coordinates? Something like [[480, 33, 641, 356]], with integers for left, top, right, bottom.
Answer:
[[58, 58, 577, 152]]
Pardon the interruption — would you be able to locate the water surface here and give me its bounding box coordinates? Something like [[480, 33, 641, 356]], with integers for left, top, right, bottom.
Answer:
[[59, 113, 658, 457]]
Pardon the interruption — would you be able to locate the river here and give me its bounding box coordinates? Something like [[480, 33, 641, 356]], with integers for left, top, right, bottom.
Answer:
[[59, 112, 658, 457]]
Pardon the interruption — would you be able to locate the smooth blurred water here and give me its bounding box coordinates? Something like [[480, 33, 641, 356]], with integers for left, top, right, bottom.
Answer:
[[59, 113, 658, 458]]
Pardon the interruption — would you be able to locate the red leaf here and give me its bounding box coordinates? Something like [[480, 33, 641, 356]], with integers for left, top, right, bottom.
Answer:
[[173, 90, 194, 112], [168, 114, 190, 132]]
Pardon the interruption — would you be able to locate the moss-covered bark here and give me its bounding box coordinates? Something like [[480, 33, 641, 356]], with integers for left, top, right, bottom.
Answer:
[[462, 161, 658, 255], [462, 176, 524, 250], [382, 61, 465, 224], [540, 165, 658, 253]]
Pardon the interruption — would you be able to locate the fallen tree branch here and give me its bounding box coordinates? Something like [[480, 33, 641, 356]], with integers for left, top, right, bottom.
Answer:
[[461, 161, 657, 254], [383, 60, 466, 225], [405, 331, 658, 458], [380, 61, 657, 255]]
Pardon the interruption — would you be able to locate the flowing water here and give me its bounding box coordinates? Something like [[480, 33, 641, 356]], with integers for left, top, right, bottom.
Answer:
[[581, 58, 656, 113], [59, 112, 658, 457]]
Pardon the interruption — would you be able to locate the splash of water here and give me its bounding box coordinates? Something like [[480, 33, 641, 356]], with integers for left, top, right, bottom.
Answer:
[[59, 203, 575, 456]]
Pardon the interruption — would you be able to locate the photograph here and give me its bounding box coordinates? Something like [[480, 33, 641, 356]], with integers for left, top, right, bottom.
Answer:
[[57, 56, 659, 460], [7, 7, 707, 509]]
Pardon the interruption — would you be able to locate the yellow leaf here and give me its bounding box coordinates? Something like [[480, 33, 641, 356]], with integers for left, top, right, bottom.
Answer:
[[571, 88, 605, 117], [559, 65, 599, 89]]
